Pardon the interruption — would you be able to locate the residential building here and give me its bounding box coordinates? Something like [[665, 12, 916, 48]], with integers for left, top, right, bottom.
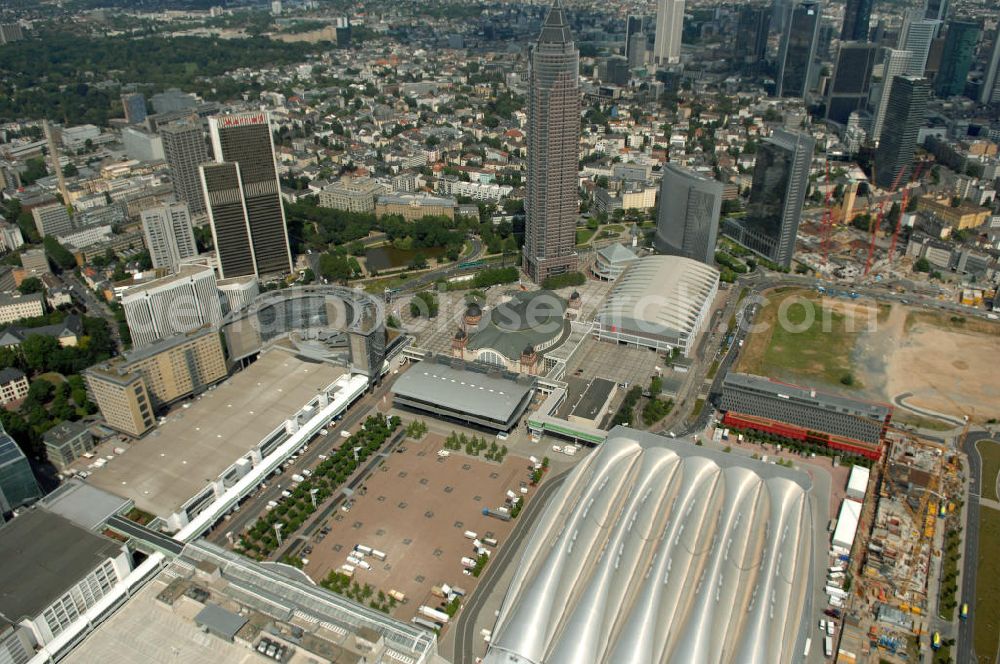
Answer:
[[437, 179, 513, 202], [0, 23, 24, 44], [652, 0, 684, 65], [86, 327, 229, 435], [722, 129, 815, 268], [777, 1, 821, 99], [0, 367, 29, 406], [0, 315, 82, 350], [870, 48, 914, 142], [934, 20, 979, 97], [734, 5, 771, 74], [161, 121, 209, 215], [19, 248, 50, 275], [874, 76, 930, 189], [141, 202, 198, 272], [899, 10, 940, 76], [376, 193, 456, 221], [720, 372, 892, 459], [841, 0, 873, 41], [0, 222, 24, 253], [32, 203, 72, 238], [0, 292, 45, 324], [83, 368, 154, 438], [42, 420, 97, 471], [523, 2, 580, 284], [207, 112, 292, 279], [121, 92, 147, 125], [120, 264, 223, 348], [0, 509, 131, 649], [317, 177, 383, 212], [0, 423, 42, 513], [654, 163, 722, 265], [827, 42, 878, 124]]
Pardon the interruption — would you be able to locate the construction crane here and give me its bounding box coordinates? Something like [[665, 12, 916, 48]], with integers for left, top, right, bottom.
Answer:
[[888, 161, 928, 263], [864, 164, 907, 276], [821, 159, 834, 265]]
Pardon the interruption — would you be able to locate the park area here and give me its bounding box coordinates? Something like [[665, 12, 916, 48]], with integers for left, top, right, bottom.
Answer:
[[974, 505, 1000, 663], [978, 439, 1000, 503], [738, 288, 1000, 424], [300, 430, 534, 624]]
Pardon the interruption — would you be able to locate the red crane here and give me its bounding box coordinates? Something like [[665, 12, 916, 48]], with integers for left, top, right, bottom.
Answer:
[[888, 161, 927, 263], [864, 164, 907, 276]]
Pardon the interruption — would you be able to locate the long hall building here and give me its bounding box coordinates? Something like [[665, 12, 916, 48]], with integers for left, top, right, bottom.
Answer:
[[719, 372, 892, 459]]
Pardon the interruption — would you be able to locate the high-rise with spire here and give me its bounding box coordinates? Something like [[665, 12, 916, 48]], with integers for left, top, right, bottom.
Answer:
[[523, 1, 581, 284]]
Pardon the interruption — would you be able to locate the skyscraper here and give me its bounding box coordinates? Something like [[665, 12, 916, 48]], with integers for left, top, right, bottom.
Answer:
[[141, 202, 198, 272], [734, 5, 771, 75], [869, 47, 914, 142], [121, 92, 147, 125], [654, 164, 722, 265], [777, 1, 821, 99], [841, 0, 873, 41], [625, 15, 642, 57], [207, 112, 293, 279], [627, 32, 647, 68], [874, 76, 929, 189], [722, 129, 815, 268], [924, 0, 949, 24], [200, 162, 256, 279], [161, 121, 209, 216], [934, 20, 980, 98], [120, 264, 223, 348], [899, 10, 941, 76], [0, 422, 41, 514], [826, 42, 878, 124], [523, 1, 581, 284], [652, 0, 685, 65], [981, 32, 1000, 105]]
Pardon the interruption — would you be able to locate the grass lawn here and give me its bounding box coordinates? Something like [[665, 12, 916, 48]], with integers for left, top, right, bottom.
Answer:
[[691, 398, 706, 420], [737, 289, 863, 389], [974, 506, 1000, 663], [604, 224, 626, 233], [36, 372, 67, 384], [894, 411, 958, 432], [575, 228, 595, 245], [977, 439, 1000, 502]]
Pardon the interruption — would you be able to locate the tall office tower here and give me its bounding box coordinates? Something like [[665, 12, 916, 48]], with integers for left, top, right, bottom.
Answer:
[[934, 20, 980, 98], [924, 0, 948, 25], [141, 202, 198, 272], [841, 0, 873, 41], [723, 129, 815, 269], [200, 162, 255, 279], [121, 264, 223, 348], [874, 76, 929, 189], [827, 42, 879, 123], [161, 121, 209, 215], [899, 10, 941, 76], [625, 15, 642, 56], [982, 32, 1000, 104], [654, 164, 722, 265], [777, 1, 821, 99], [522, 1, 581, 284], [121, 92, 147, 125], [207, 112, 292, 279], [653, 0, 685, 65], [772, 0, 792, 35], [734, 5, 772, 74], [627, 32, 647, 68], [869, 47, 914, 142]]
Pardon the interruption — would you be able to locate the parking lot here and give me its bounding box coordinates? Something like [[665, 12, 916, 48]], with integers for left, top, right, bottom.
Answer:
[[301, 430, 535, 624]]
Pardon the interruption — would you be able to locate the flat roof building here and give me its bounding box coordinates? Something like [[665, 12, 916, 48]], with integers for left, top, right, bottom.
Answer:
[[0, 509, 131, 649], [0, 291, 45, 325], [595, 255, 719, 357], [120, 264, 222, 348], [42, 420, 97, 472], [568, 377, 617, 428], [375, 193, 456, 221], [719, 372, 892, 460], [483, 426, 815, 664], [32, 203, 72, 239], [393, 359, 536, 432], [318, 177, 384, 213], [0, 366, 29, 406]]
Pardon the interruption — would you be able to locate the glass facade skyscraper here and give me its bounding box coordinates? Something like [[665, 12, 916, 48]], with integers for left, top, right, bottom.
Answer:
[[734, 5, 771, 75], [934, 20, 980, 98], [874, 76, 930, 190], [826, 42, 878, 124], [523, 1, 581, 283], [0, 423, 41, 514], [777, 1, 820, 99], [841, 0, 873, 41], [654, 164, 722, 265]]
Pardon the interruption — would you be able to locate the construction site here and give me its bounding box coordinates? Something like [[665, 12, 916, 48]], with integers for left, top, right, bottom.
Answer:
[[831, 425, 965, 664]]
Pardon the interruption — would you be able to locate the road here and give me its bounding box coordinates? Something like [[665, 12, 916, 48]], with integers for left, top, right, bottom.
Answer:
[[207, 374, 401, 548], [958, 431, 991, 664], [451, 468, 571, 664]]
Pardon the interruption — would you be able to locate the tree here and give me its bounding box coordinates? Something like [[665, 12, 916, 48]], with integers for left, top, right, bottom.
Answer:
[[62, 163, 78, 177], [20, 335, 61, 373], [409, 291, 439, 318], [914, 257, 931, 272], [43, 236, 77, 271], [18, 277, 44, 295]]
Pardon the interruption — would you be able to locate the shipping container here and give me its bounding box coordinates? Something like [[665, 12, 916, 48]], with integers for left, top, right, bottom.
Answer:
[[419, 606, 450, 623], [355, 544, 372, 555], [463, 531, 478, 540], [371, 549, 387, 561]]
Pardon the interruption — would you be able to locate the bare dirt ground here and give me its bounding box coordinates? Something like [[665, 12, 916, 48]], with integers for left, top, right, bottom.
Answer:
[[302, 431, 531, 623], [740, 288, 1000, 423]]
